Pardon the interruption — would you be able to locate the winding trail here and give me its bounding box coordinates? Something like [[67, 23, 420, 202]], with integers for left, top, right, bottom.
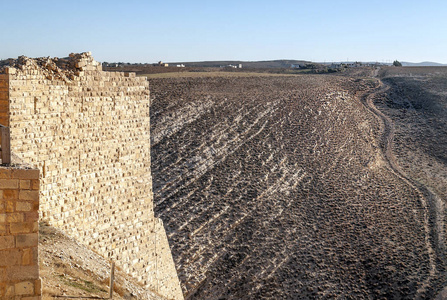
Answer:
[[362, 72, 440, 298]]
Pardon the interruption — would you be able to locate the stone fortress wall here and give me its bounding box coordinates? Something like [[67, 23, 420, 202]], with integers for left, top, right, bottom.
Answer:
[[0, 53, 183, 300], [0, 166, 41, 299]]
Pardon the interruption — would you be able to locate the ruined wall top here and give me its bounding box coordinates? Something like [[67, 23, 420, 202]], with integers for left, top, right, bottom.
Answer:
[[0, 51, 183, 299], [0, 52, 102, 80]]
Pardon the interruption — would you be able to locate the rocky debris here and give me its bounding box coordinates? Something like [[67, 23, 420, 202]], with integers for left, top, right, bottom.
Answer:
[[0, 52, 102, 81], [39, 222, 167, 300], [150, 75, 442, 299]]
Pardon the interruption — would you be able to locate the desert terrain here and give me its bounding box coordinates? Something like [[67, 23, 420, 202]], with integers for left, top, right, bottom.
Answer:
[[149, 70, 447, 299]]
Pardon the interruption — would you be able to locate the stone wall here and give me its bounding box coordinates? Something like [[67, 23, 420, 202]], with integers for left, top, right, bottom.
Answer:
[[0, 73, 8, 126], [0, 166, 41, 299], [0, 53, 183, 300]]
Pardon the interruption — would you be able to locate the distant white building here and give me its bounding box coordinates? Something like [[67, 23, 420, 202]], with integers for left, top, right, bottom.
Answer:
[[330, 63, 342, 69], [220, 64, 242, 69]]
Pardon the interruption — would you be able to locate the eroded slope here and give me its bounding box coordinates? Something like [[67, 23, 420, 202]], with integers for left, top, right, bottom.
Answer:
[[376, 67, 447, 297], [150, 75, 439, 299], [39, 223, 167, 300]]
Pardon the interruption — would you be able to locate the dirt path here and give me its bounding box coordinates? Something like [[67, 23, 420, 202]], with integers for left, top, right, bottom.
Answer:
[[362, 76, 439, 298]]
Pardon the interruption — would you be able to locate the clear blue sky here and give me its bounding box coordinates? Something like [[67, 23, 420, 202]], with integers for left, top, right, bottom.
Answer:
[[1, 0, 447, 63]]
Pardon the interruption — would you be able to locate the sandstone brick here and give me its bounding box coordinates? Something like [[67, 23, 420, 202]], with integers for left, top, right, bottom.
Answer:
[[14, 281, 34, 295], [0, 268, 6, 282], [3, 190, 18, 200], [20, 180, 31, 190], [0, 250, 21, 266], [0, 180, 18, 189], [35, 278, 41, 295], [0, 101, 8, 111], [6, 213, 24, 223], [6, 265, 38, 281], [22, 296, 41, 300], [12, 169, 39, 180], [18, 191, 38, 201], [15, 234, 38, 247], [5, 201, 14, 213], [0, 213, 5, 223], [16, 202, 32, 212], [4, 284, 14, 298], [10, 222, 32, 234], [24, 212, 38, 222], [30, 180, 39, 190], [21, 248, 32, 265], [32, 221, 38, 233], [0, 170, 12, 179], [0, 236, 14, 249]]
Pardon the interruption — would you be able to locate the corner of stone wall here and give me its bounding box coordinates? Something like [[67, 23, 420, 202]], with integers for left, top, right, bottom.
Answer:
[[0, 52, 183, 300], [154, 218, 184, 300], [0, 166, 41, 299]]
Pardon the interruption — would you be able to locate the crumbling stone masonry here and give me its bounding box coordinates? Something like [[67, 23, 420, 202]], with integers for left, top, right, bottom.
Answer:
[[0, 53, 183, 300], [0, 166, 41, 299]]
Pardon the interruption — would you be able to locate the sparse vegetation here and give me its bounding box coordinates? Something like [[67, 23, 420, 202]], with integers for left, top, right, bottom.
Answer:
[[57, 275, 106, 294]]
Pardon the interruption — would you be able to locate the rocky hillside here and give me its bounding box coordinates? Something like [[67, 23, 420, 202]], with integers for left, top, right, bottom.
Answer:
[[150, 74, 442, 299], [39, 223, 167, 300]]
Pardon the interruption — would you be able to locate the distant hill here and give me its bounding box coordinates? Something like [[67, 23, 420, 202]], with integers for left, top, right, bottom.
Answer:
[[401, 61, 447, 67], [167, 59, 311, 68]]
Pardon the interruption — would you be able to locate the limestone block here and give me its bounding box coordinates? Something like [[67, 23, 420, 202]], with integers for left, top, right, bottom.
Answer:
[[6, 213, 24, 223], [12, 169, 39, 180], [6, 265, 38, 281], [0, 180, 19, 189], [15, 234, 38, 248], [9, 222, 33, 234], [4, 284, 14, 297], [14, 281, 34, 295], [21, 248, 36, 266], [16, 202, 32, 212], [0, 236, 15, 250], [0, 250, 21, 266], [19, 191, 38, 201], [19, 180, 31, 190], [3, 190, 19, 200]]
